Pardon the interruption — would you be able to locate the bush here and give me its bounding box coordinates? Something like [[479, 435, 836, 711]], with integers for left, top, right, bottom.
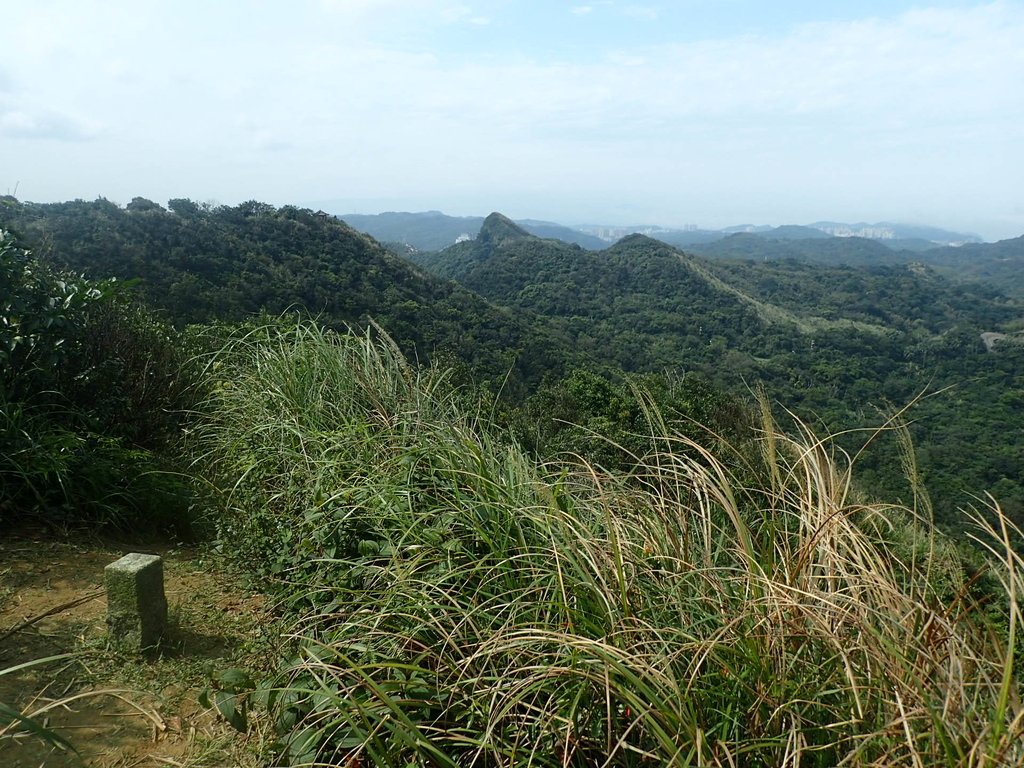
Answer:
[[196, 321, 1023, 766], [1, 229, 113, 399], [0, 229, 199, 534]]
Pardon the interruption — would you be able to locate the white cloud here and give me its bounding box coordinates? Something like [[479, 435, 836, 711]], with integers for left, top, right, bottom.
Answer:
[[0, 108, 97, 141], [0, 1, 1021, 236], [359, 3, 1016, 148]]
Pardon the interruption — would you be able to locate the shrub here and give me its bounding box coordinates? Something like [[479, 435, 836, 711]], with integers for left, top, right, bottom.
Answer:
[[0, 229, 199, 534], [196, 321, 1023, 766]]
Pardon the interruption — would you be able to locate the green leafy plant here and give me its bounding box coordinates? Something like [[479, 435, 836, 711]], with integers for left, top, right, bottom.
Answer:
[[194, 320, 1023, 766], [200, 668, 257, 733], [0, 229, 200, 533]]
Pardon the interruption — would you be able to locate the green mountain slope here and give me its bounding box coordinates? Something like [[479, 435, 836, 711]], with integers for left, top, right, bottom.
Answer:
[[705, 258, 1018, 333], [665, 228, 1024, 297], [687, 232, 907, 267], [914, 235, 1024, 296], [416, 214, 786, 372], [0, 197, 573, 395], [414, 213, 1024, 529]]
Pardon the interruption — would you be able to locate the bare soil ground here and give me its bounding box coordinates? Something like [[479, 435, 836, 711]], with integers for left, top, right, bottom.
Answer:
[[0, 535, 273, 767]]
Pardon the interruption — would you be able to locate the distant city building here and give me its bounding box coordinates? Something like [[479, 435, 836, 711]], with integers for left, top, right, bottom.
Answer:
[[819, 225, 896, 239]]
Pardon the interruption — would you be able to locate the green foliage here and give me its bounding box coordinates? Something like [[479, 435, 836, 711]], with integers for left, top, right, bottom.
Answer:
[[56, 295, 202, 449], [706, 257, 1016, 333], [691, 230, 902, 266], [0, 398, 191, 530], [191, 319, 481, 581], [511, 367, 751, 473], [192, 321, 1024, 766], [0, 229, 199, 533], [199, 668, 257, 733], [910, 235, 1024, 297], [414, 223, 1024, 534], [0, 229, 114, 397], [670, 229, 1024, 291], [0, 198, 574, 399]]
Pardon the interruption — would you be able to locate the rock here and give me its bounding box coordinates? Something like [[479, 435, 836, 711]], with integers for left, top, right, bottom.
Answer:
[[105, 553, 167, 651]]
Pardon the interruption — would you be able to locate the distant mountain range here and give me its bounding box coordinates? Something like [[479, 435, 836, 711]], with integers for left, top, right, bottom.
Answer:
[[339, 210, 983, 253], [340, 209, 1023, 297], [338, 211, 607, 251]]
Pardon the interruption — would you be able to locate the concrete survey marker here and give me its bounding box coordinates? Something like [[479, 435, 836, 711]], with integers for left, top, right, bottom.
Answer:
[[105, 552, 168, 651]]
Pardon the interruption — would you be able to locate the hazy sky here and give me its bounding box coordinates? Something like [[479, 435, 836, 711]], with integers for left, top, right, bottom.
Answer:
[[2, 1, 1022, 239]]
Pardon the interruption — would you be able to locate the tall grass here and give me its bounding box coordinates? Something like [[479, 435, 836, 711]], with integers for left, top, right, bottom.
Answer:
[[195, 321, 1023, 766]]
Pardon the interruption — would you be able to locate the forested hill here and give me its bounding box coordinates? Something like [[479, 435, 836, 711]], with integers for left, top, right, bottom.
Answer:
[[415, 214, 774, 372], [339, 210, 607, 251], [413, 212, 1024, 528], [912, 235, 1024, 297], [703, 258, 1018, 334], [0, 197, 574, 395], [677, 230, 1024, 298], [413, 212, 1018, 365], [687, 231, 908, 267]]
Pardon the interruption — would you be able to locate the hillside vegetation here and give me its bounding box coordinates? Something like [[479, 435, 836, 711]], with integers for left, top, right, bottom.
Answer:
[[414, 214, 1024, 531], [678, 229, 1024, 297], [190, 322, 1024, 765], [4, 198, 1023, 532], [914, 236, 1024, 297], [2, 211, 1024, 765], [0, 197, 573, 398], [689, 231, 906, 267], [0, 228, 199, 532]]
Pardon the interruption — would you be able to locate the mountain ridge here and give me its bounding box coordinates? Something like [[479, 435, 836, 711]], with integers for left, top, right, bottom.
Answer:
[[0, 197, 578, 396], [3, 197, 1022, 530]]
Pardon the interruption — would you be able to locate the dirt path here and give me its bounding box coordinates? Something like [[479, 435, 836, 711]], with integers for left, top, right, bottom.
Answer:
[[0, 536, 272, 767]]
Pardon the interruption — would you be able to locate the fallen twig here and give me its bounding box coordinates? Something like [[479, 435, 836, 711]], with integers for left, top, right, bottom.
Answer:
[[0, 589, 104, 643]]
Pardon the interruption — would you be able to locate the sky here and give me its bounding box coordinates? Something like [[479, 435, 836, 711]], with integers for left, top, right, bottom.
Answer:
[[1, 1, 1022, 240]]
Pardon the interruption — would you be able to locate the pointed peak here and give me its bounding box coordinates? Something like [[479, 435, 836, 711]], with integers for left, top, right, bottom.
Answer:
[[608, 232, 669, 251], [478, 212, 531, 245]]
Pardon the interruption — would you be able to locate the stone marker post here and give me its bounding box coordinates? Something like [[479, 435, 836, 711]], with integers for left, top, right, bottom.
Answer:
[[105, 553, 168, 651]]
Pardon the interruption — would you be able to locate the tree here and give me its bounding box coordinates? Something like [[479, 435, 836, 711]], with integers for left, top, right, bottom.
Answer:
[[0, 229, 111, 398]]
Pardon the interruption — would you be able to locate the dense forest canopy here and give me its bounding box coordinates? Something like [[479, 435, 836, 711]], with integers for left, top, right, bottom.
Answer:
[[2, 197, 1023, 533], [413, 212, 1024, 529], [0, 196, 575, 398], [676, 229, 1024, 296]]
